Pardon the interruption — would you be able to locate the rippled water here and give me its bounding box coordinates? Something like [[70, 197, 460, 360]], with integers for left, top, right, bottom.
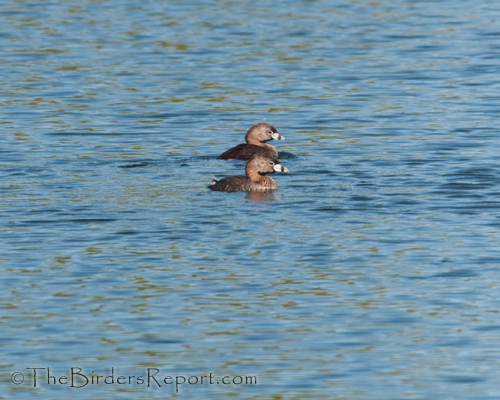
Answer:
[[3, 0, 500, 399]]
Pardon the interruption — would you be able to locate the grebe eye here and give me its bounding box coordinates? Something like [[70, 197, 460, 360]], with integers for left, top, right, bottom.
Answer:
[[268, 161, 275, 166], [268, 130, 273, 135]]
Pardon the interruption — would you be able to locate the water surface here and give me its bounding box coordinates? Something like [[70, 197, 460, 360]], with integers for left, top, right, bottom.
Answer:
[[2, 0, 500, 399]]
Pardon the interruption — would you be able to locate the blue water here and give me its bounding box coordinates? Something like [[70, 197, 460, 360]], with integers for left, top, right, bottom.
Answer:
[[2, 0, 500, 399]]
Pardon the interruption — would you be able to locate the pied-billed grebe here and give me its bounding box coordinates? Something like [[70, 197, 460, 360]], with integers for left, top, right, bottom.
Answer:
[[208, 155, 289, 192], [217, 123, 285, 161]]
